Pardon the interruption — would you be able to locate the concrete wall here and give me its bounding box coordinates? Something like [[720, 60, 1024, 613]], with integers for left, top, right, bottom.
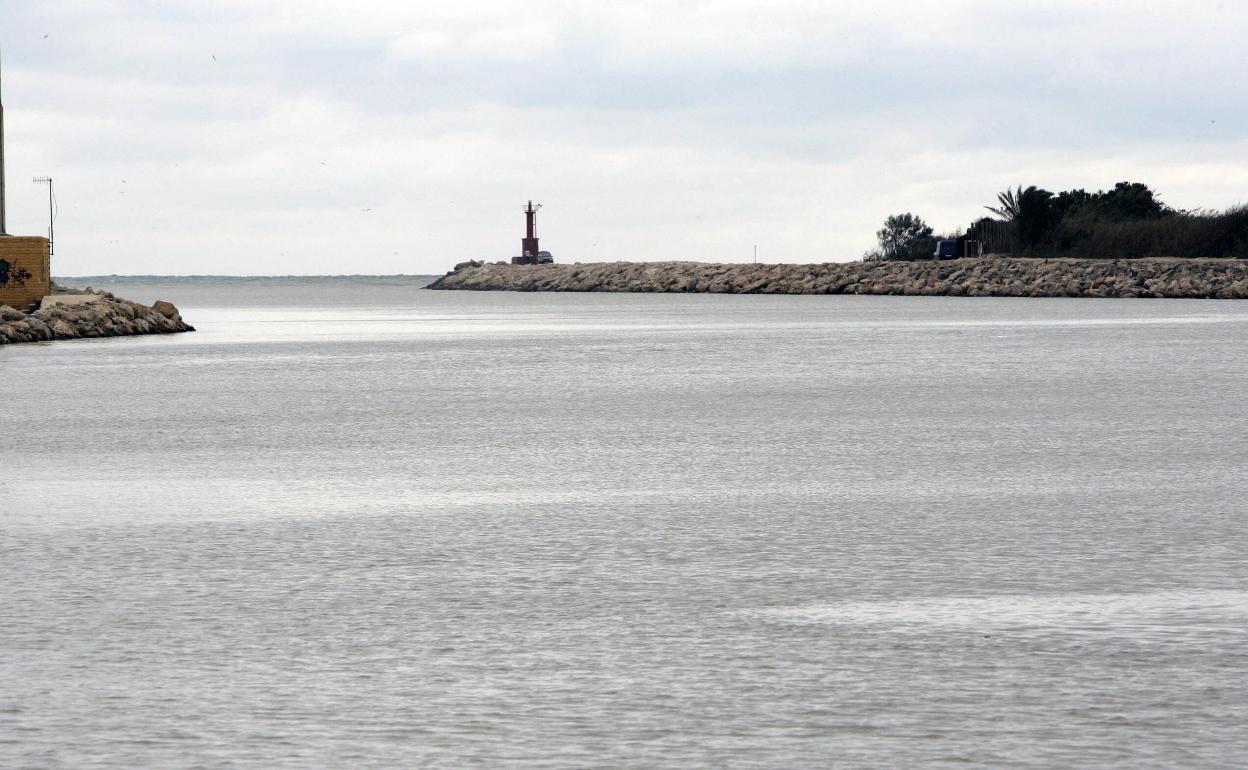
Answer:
[[0, 237, 51, 311]]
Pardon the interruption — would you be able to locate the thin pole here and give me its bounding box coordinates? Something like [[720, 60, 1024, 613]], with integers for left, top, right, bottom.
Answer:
[[1, 42, 8, 236], [45, 178, 52, 254], [34, 177, 53, 253]]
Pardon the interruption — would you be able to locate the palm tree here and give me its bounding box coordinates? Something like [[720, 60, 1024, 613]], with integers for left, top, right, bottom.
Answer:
[[986, 186, 1023, 220]]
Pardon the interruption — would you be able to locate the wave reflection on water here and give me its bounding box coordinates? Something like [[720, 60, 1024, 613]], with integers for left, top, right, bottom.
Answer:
[[751, 590, 1248, 634]]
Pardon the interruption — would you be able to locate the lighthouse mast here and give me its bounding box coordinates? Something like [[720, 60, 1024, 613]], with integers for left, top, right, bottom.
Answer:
[[521, 200, 541, 258]]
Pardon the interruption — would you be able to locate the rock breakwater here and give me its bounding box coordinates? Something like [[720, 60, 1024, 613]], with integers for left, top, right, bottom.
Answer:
[[428, 257, 1248, 299], [0, 295, 194, 346]]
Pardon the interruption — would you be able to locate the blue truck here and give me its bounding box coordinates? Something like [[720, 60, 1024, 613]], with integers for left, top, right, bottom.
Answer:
[[934, 239, 960, 259]]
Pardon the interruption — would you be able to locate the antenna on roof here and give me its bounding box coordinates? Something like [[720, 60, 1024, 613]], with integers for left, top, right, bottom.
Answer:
[[34, 177, 53, 254]]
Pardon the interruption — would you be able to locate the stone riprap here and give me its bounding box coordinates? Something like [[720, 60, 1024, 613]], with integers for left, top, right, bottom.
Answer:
[[428, 257, 1248, 299], [0, 295, 194, 345]]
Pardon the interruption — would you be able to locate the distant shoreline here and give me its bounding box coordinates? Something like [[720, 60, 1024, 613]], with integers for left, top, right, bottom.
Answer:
[[427, 258, 1248, 299]]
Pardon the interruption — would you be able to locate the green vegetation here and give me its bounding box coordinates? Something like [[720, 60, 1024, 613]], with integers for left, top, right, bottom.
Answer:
[[863, 213, 935, 261], [870, 182, 1248, 260]]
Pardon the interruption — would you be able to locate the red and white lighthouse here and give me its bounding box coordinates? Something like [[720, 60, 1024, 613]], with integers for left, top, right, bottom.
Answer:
[[512, 201, 554, 265]]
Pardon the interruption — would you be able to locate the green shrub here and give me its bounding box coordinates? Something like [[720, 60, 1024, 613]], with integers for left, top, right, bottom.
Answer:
[[985, 182, 1248, 259]]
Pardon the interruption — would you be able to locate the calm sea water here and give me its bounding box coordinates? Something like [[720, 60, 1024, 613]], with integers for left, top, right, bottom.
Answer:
[[3, 276, 1247, 769]]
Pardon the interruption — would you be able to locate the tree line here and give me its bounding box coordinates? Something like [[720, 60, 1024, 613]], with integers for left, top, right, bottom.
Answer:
[[865, 182, 1248, 260]]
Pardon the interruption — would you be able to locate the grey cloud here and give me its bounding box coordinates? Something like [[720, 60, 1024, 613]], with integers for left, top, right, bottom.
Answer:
[[3, 1, 1245, 274]]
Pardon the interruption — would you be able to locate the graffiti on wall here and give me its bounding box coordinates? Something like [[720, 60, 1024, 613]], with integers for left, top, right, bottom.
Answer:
[[0, 259, 33, 288]]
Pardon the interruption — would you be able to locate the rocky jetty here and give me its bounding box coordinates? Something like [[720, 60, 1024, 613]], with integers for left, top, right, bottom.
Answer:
[[428, 257, 1248, 299], [0, 294, 194, 346]]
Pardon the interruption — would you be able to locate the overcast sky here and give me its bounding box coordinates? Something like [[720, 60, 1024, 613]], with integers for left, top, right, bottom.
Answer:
[[3, 0, 1247, 275]]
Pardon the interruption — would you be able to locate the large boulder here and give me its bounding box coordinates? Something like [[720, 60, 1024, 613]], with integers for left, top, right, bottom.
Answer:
[[151, 300, 180, 319], [50, 319, 77, 338]]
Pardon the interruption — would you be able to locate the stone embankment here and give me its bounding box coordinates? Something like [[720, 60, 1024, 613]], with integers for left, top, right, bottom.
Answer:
[[0, 293, 194, 346], [428, 257, 1248, 299]]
